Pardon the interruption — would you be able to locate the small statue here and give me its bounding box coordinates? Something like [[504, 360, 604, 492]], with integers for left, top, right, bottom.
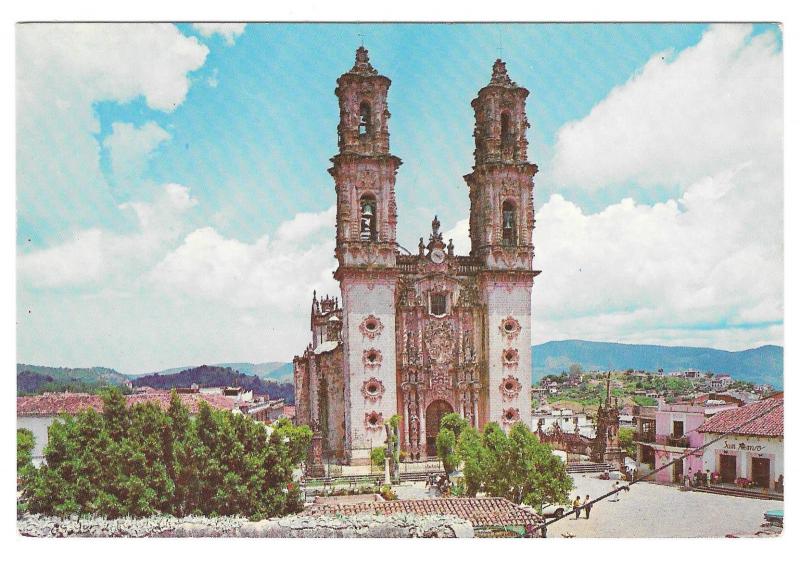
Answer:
[[418, 237, 425, 256]]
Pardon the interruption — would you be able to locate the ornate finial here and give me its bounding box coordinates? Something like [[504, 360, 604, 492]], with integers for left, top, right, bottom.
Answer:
[[432, 215, 441, 237], [350, 46, 378, 76], [489, 59, 516, 87]]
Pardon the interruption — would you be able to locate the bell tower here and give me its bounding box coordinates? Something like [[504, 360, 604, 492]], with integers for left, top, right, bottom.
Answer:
[[331, 47, 401, 464], [464, 59, 538, 271], [330, 47, 401, 270], [465, 60, 539, 431]]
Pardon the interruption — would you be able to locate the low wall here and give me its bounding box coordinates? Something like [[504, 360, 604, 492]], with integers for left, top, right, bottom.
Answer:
[[17, 512, 474, 538]]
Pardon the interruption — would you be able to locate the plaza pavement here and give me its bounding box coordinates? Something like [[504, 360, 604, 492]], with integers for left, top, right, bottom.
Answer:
[[546, 474, 784, 538]]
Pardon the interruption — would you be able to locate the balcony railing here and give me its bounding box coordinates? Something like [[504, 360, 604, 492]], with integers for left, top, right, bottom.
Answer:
[[665, 435, 690, 448], [633, 431, 656, 443]]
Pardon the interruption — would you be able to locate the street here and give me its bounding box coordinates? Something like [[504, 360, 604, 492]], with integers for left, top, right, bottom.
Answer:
[[546, 474, 783, 538]]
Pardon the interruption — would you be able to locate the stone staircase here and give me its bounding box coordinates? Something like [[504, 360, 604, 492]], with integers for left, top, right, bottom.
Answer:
[[692, 485, 783, 501], [566, 462, 614, 474]]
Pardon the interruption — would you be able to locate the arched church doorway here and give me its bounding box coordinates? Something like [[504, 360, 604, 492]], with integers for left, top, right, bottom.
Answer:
[[425, 400, 454, 457]]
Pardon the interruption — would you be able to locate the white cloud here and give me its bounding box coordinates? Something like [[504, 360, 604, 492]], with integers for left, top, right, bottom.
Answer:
[[150, 207, 338, 311], [551, 24, 782, 191], [18, 184, 198, 288], [103, 121, 171, 183], [192, 23, 246, 46], [17, 24, 209, 236], [531, 24, 783, 350], [207, 68, 220, 88]]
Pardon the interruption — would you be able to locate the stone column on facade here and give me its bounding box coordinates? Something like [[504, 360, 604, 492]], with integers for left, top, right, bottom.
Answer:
[[308, 428, 326, 477]]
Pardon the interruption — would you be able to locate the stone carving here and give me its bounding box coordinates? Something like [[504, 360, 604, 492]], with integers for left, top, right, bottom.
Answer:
[[359, 315, 384, 339], [499, 316, 521, 340], [424, 319, 455, 366], [361, 378, 385, 401], [502, 407, 520, 425], [500, 375, 522, 401], [502, 348, 519, 368], [362, 348, 382, 368], [430, 366, 451, 392], [364, 411, 384, 430]]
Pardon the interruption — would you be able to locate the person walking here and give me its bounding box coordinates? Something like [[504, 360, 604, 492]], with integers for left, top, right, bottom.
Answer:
[[610, 481, 620, 502], [705, 469, 712, 487], [584, 495, 593, 519], [685, 467, 693, 489], [572, 495, 582, 519]]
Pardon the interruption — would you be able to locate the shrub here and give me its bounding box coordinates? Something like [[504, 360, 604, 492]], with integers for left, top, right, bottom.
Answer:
[[380, 484, 397, 501], [370, 447, 386, 470], [20, 389, 311, 519]]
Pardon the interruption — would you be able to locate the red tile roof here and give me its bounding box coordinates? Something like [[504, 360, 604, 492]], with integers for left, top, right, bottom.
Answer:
[[302, 497, 543, 528], [17, 391, 236, 416], [698, 393, 783, 437]]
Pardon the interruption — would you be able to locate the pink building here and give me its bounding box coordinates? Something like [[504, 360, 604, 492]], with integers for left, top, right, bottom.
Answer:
[[634, 394, 742, 483]]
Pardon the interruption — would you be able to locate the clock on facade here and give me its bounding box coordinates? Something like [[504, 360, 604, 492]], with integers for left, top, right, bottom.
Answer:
[[430, 249, 446, 264]]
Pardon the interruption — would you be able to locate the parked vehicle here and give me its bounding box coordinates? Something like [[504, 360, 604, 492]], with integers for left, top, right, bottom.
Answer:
[[541, 503, 566, 519]]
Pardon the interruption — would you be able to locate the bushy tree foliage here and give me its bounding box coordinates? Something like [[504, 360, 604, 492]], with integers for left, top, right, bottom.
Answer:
[[370, 446, 386, 470], [436, 428, 458, 475], [17, 428, 35, 475], [440, 421, 573, 509], [20, 389, 310, 519], [618, 427, 635, 458]]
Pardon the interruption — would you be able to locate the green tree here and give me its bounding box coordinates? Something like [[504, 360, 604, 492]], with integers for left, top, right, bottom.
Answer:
[[436, 428, 458, 475], [619, 427, 635, 459], [440, 413, 468, 440], [454, 422, 573, 509], [370, 446, 386, 470], [21, 394, 308, 519], [17, 428, 35, 476]]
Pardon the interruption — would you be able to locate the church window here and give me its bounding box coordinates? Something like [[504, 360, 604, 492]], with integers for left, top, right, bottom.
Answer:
[[502, 201, 517, 246], [358, 102, 372, 138], [360, 195, 377, 241], [430, 293, 447, 317], [500, 111, 513, 148]]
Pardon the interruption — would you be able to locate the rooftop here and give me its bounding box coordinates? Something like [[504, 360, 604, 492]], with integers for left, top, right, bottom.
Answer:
[[17, 391, 236, 416], [303, 497, 543, 529], [698, 393, 783, 437]]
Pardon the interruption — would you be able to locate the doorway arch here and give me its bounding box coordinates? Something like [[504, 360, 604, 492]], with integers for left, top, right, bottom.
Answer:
[[425, 399, 454, 457]]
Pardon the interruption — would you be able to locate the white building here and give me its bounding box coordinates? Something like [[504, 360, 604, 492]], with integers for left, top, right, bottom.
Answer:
[[533, 408, 595, 438], [699, 393, 783, 490], [709, 374, 733, 391]]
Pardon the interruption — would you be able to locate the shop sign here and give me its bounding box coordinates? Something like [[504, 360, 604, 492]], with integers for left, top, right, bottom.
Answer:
[[722, 440, 766, 452]]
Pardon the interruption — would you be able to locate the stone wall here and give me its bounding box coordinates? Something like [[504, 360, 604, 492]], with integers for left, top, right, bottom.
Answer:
[[17, 513, 473, 538]]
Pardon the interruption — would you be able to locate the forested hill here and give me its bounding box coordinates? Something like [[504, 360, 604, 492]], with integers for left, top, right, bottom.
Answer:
[[132, 365, 294, 404], [532, 340, 783, 388], [16, 364, 130, 395]]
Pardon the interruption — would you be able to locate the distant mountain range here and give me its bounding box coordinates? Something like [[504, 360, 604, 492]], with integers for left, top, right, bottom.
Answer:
[[132, 362, 294, 383], [18, 339, 783, 398], [132, 365, 295, 404], [531, 340, 783, 388]]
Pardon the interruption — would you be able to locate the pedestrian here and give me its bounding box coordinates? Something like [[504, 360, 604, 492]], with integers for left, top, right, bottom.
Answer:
[[572, 495, 582, 519], [705, 469, 712, 487], [610, 481, 620, 502], [584, 495, 593, 519], [685, 467, 693, 489]]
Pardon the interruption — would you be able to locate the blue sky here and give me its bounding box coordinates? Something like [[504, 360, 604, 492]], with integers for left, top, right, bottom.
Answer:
[[16, 23, 783, 373]]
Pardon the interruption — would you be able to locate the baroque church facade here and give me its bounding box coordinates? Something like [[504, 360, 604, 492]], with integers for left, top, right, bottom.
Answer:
[[294, 48, 539, 465]]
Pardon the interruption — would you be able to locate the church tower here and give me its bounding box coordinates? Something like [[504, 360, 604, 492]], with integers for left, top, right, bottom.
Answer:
[[330, 47, 401, 464], [465, 60, 539, 430]]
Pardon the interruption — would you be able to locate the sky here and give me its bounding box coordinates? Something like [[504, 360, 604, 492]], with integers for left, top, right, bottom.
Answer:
[[16, 23, 783, 373]]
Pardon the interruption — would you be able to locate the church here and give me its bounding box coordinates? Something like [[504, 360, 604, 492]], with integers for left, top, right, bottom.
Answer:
[[294, 47, 539, 465]]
